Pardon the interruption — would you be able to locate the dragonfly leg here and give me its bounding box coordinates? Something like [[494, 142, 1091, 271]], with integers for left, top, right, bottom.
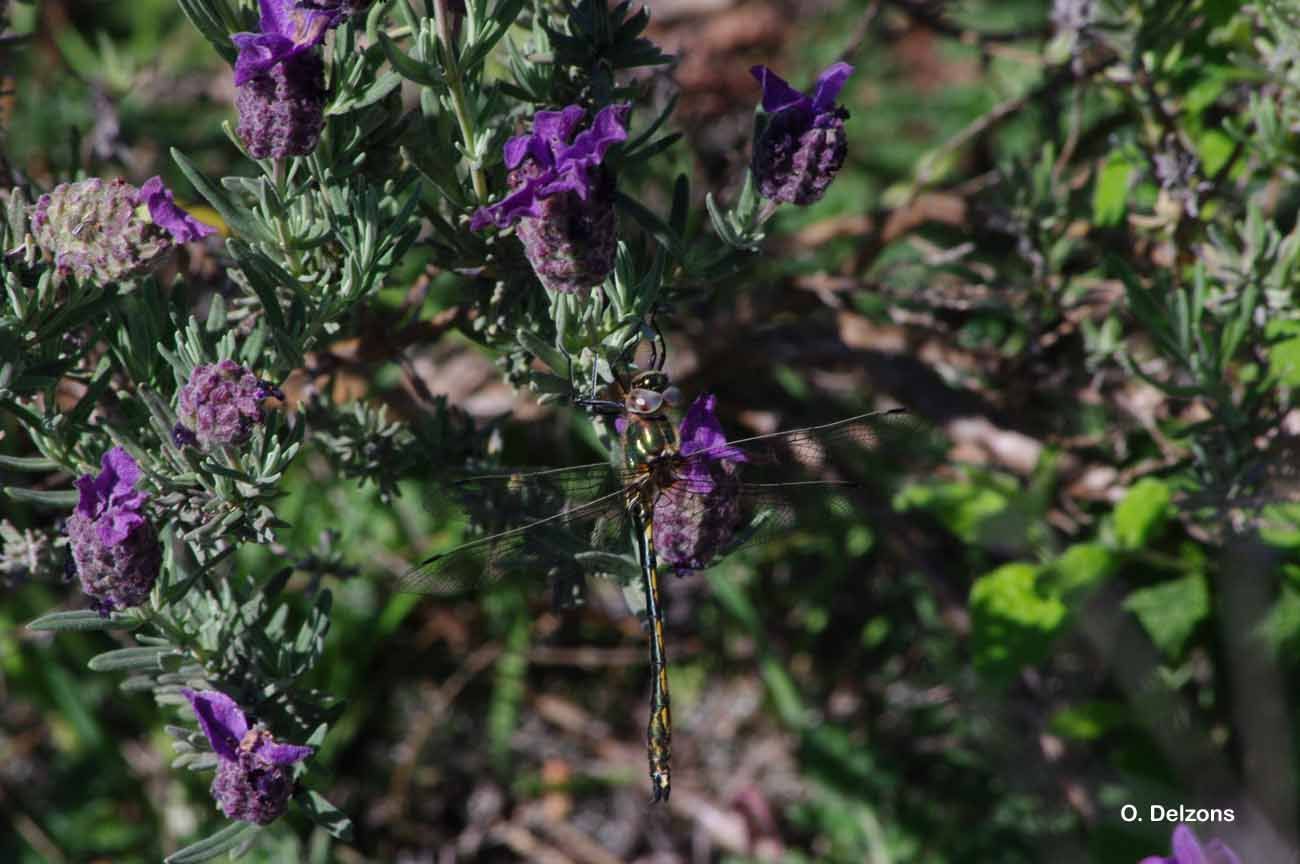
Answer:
[[638, 512, 672, 803]]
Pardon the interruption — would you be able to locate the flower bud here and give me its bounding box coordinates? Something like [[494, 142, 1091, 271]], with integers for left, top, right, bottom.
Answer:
[[175, 361, 283, 450]]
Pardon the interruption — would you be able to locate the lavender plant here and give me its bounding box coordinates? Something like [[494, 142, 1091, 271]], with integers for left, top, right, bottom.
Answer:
[[2, 0, 854, 858]]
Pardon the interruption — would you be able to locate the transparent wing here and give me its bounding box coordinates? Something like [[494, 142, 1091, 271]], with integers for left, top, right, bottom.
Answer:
[[398, 487, 634, 596], [649, 409, 919, 570], [719, 409, 918, 480]]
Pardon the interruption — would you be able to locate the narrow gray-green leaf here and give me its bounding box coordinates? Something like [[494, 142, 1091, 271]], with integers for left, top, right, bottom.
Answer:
[[165, 823, 259, 864], [28, 610, 141, 633]]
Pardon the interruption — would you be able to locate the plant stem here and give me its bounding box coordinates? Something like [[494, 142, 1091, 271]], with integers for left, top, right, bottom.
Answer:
[[434, 0, 488, 202]]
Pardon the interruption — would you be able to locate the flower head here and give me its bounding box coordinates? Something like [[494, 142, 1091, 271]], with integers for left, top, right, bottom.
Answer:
[[470, 104, 629, 295], [138, 177, 216, 243], [235, 52, 327, 159], [749, 62, 853, 205], [30, 178, 174, 283], [182, 689, 313, 825], [654, 395, 748, 571], [231, 0, 350, 86], [174, 361, 284, 450], [66, 447, 160, 614], [1140, 824, 1242, 864]]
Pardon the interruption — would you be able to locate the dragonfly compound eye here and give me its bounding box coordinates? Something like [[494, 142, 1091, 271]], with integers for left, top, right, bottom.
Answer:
[[662, 386, 683, 407], [628, 389, 665, 414]]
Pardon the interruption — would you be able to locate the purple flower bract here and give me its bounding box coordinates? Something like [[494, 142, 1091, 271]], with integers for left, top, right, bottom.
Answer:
[[750, 62, 853, 205], [182, 689, 313, 825], [66, 447, 160, 614], [139, 176, 216, 243], [231, 0, 348, 86]]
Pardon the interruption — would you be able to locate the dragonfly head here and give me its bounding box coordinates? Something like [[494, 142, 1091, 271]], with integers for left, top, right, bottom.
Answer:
[[626, 371, 681, 415]]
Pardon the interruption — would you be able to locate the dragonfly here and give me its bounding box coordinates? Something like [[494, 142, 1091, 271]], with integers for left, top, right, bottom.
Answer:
[[400, 369, 912, 802]]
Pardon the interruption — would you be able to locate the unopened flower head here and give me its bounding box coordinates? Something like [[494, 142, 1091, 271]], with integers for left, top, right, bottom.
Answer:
[[30, 177, 211, 284], [182, 689, 312, 825], [470, 104, 630, 296], [66, 447, 161, 614], [1140, 824, 1242, 864], [232, 0, 347, 158], [174, 360, 284, 449], [750, 62, 853, 206], [654, 394, 748, 571]]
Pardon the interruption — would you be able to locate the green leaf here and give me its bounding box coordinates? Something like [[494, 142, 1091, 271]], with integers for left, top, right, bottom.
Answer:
[[1269, 336, 1300, 387], [294, 789, 354, 842], [28, 610, 141, 633], [171, 149, 272, 243], [2, 486, 80, 507], [1049, 701, 1128, 741], [88, 646, 177, 672], [970, 563, 1066, 687], [1050, 542, 1118, 599], [377, 31, 442, 87], [1113, 478, 1172, 550], [0, 453, 60, 471], [1092, 152, 1134, 227], [165, 823, 260, 864], [1124, 573, 1209, 657]]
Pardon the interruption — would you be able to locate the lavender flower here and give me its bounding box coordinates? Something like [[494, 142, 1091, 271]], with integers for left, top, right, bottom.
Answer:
[[749, 62, 853, 205], [1140, 824, 1242, 864], [31, 178, 170, 283], [174, 361, 284, 450], [653, 395, 749, 571], [470, 104, 629, 296], [232, 0, 346, 158], [65, 447, 160, 614], [182, 689, 313, 825]]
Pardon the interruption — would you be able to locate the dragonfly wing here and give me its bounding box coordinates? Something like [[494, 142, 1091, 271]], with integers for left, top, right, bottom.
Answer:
[[398, 487, 633, 596], [718, 409, 920, 481], [651, 409, 921, 571]]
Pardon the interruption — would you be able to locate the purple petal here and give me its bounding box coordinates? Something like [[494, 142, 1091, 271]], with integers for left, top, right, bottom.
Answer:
[[811, 62, 854, 113], [97, 508, 144, 547], [102, 446, 142, 491], [750, 65, 810, 114], [258, 740, 314, 766], [75, 474, 102, 518], [1137, 859, 1169, 864], [260, 0, 340, 46], [139, 177, 216, 243], [1204, 840, 1241, 864], [469, 179, 545, 230], [232, 32, 301, 86], [537, 167, 592, 201], [503, 133, 536, 170], [557, 103, 629, 172], [183, 688, 248, 761], [1172, 825, 1208, 864], [532, 105, 587, 157], [678, 394, 746, 463]]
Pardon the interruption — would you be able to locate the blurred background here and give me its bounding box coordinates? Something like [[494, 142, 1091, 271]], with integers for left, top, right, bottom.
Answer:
[[4, 0, 1299, 862]]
